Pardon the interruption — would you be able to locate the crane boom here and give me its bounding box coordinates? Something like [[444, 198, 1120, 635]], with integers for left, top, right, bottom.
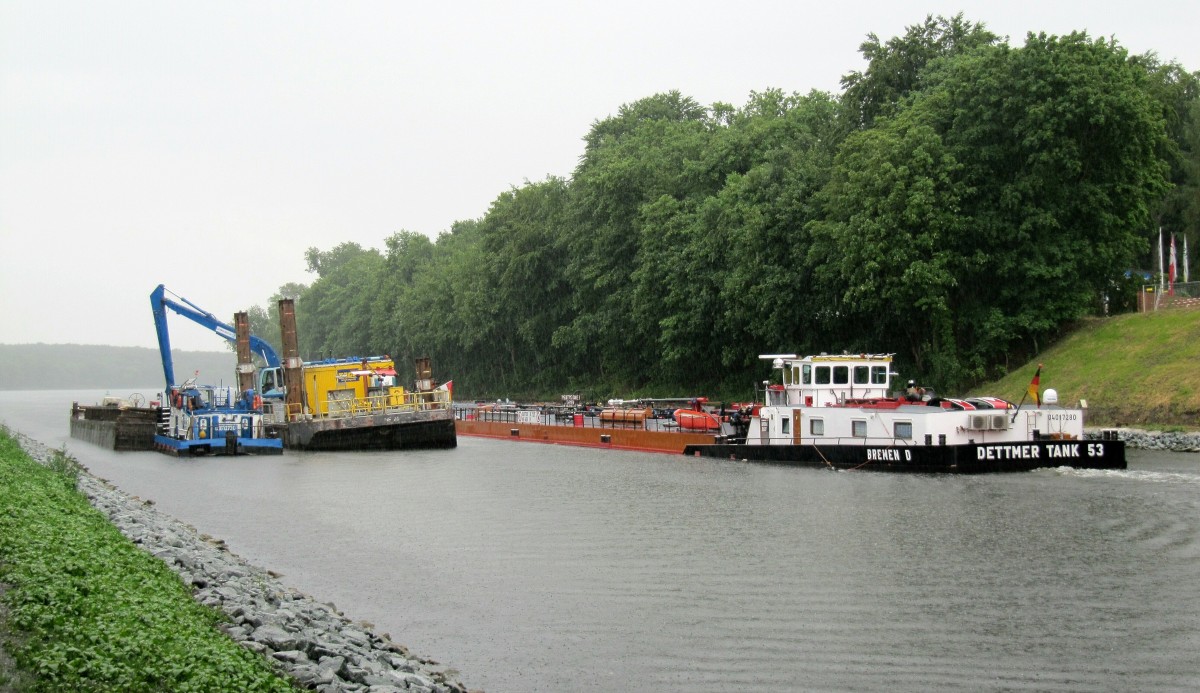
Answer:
[[150, 284, 281, 389]]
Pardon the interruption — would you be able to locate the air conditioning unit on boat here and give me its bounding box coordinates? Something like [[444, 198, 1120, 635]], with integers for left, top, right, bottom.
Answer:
[[969, 415, 988, 430], [990, 415, 1009, 431]]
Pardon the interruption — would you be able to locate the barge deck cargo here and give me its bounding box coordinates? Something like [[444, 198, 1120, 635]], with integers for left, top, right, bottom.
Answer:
[[455, 399, 731, 454]]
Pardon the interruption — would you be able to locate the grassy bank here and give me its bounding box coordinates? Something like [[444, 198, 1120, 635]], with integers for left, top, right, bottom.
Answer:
[[971, 309, 1200, 428], [0, 429, 297, 692]]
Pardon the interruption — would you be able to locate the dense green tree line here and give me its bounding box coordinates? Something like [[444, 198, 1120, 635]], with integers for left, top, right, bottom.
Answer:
[[253, 15, 1199, 400]]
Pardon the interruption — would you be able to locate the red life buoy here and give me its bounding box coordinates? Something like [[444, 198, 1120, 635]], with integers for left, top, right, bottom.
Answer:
[[253, 395, 262, 410]]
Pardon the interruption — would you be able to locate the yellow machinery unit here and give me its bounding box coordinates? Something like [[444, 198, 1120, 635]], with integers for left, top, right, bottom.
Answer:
[[300, 356, 403, 417]]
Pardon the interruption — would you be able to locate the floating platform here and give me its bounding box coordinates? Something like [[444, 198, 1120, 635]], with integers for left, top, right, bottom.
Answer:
[[273, 408, 457, 451], [69, 402, 159, 451]]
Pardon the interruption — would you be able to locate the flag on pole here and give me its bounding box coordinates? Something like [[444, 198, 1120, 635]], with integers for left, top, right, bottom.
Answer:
[[1169, 234, 1177, 295], [1026, 365, 1042, 407], [1010, 363, 1044, 422], [436, 380, 454, 398]]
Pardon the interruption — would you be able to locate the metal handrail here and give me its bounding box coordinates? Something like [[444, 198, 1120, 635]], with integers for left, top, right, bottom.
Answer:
[[315, 389, 452, 420], [457, 409, 725, 435], [755, 435, 920, 446]]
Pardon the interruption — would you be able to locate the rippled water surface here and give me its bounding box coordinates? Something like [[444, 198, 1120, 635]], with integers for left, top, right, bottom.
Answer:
[[4, 390, 1200, 691]]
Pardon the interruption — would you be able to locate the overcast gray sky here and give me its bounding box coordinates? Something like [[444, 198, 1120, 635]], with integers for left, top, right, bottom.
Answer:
[[3, 1, 1197, 353]]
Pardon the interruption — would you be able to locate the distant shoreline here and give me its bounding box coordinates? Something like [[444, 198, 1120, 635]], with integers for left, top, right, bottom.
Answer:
[[0, 344, 235, 391]]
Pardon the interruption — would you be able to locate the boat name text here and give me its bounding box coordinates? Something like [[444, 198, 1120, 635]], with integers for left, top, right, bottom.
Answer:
[[974, 443, 1105, 460]]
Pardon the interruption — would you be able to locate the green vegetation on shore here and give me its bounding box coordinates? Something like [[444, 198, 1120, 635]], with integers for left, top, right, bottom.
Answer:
[[0, 429, 297, 692], [972, 310, 1200, 428]]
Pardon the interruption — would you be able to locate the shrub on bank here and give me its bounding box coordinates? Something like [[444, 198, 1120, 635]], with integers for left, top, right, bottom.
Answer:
[[0, 430, 297, 692]]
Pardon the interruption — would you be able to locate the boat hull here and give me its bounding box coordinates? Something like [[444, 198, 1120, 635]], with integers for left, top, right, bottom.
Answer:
[[153, 434, 283, 456], [69, 404, 158, 451], [70, 415, 157, 451], [682, 439, 1126, 473], [278, 410, 457, 451], [456, 418, 721, 454]]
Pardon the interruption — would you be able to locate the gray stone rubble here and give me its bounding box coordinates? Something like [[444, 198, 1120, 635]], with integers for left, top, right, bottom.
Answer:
[[10, 431, 473, 693], [1083, 427, 1200, 452]]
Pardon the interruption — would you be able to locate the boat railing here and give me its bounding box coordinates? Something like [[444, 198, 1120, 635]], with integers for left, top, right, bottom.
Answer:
[[756, 435, 923, 446], [313, 389, 453, 420], [455, 407, 723, 434]]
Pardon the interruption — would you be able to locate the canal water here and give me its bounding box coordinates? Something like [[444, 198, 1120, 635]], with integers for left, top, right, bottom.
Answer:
[[3, 389, 1199, 691]]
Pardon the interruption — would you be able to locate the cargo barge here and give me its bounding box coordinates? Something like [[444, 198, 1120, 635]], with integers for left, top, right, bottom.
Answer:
[[69, 395, 159, 451], [454, 398, 736, 454], [267, 386, 456, 451], [260, 348, 456, 452]]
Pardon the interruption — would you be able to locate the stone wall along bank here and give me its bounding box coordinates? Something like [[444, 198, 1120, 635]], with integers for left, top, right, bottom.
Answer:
[[11, 432, 474, 693]]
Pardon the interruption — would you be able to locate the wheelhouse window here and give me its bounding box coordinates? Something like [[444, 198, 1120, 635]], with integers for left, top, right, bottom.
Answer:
[[871, 366, 888, 385], [815, 366, 830, 385], [894, 421, 913, 439], [810, 418, 824, 435], [851, 420, 867, 438], [853, 366, 870, 385], [833, 366, 849, 384], [802, 364, 812, 385], [783, 367, 792, 385]]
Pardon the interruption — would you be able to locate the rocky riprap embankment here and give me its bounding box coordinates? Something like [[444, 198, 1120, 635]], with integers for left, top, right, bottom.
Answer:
[[12, 433, 473, 693], [1084, 428, 1200, 452]]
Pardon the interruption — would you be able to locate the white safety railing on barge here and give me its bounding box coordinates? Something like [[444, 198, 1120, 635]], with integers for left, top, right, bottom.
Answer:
[[752, 435, 927, 446]]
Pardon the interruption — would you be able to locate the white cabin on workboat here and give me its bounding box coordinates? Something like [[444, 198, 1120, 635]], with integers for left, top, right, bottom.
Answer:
[[748, 353, 1086, 447]]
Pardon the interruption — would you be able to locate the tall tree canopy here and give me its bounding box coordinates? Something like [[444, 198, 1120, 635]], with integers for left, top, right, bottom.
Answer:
[[816, 31, 1171, 383], [840, 13, 998, 130], [249, 15, 1193, 399]]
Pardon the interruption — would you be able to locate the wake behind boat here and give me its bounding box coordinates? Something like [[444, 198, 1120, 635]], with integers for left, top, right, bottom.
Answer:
[[683, 353, 1125, 473]]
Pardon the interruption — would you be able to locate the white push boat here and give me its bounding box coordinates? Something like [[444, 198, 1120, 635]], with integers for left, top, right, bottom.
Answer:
[[683, 353, 1125, 473]]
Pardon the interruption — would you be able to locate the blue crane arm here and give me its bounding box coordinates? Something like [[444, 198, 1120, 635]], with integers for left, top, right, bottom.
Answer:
[[150, 284, 281, 390]]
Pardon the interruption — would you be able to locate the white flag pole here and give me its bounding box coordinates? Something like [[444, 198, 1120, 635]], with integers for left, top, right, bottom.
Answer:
[[1158, 228, 1164, 293], [1155, 228, 1164, 310], [1170, 234, 1178, 295]]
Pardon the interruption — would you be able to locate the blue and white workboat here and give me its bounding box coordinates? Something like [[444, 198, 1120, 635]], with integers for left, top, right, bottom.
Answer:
[[154, 383, 283, 456], [683, 353, 1125, 473], [150, 284, 282, 456]]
